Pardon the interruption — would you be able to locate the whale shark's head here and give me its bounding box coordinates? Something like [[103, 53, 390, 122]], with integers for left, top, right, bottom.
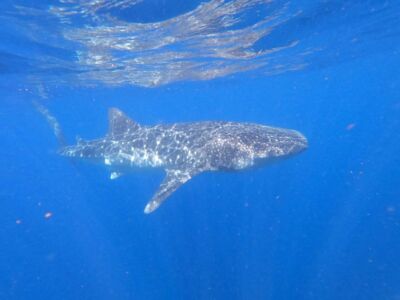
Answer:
[[208, 123, 308, 171], [250, 125, 308, 163]]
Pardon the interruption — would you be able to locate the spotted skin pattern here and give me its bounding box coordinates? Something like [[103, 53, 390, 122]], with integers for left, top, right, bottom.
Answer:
[[59, 108, 308, 213]]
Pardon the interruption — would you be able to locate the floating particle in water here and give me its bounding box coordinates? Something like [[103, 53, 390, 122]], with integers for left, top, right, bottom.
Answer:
[[16, 219, 22, 225], [44, 212, 53, 220], [346, 123, 356, 131], [386, 205, 396, 214]]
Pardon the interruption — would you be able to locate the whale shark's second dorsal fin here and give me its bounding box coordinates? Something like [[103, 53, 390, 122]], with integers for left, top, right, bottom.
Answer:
[[76, 135, 83, 145], [108, 108, 140, 136]]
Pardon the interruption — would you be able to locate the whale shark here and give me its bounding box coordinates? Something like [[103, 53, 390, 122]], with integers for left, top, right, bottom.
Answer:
[[37, 105, 308, 213]]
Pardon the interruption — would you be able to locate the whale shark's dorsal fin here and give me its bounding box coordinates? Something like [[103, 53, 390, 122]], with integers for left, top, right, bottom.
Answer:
[[76, 135, 83, 145], [144, 169, 197, 214], [108, 108, 139, 136]]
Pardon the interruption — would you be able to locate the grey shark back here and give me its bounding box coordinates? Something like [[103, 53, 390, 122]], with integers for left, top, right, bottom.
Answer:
[[54, 108, 307, 214]]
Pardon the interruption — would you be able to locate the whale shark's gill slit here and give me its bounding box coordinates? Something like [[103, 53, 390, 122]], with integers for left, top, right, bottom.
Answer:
[[33, 100, 67, 148]]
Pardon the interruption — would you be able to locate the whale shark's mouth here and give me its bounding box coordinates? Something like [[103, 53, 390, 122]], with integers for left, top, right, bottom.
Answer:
[[290, 131, 308, 154]]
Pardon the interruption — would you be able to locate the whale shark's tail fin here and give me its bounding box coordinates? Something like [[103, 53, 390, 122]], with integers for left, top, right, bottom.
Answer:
[[33, 100, 67, 148]]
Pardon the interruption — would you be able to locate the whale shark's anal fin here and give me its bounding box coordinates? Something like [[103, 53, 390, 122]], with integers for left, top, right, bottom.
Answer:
[[144, 169, 195, 214]]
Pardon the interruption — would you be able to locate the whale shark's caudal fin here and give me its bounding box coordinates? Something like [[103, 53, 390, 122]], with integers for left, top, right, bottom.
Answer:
[[33, 100, 66, 148], [144, 169, 196, 214]]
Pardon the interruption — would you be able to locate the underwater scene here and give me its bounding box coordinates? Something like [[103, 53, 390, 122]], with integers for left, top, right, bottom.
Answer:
[[0, 0, 399, 299]]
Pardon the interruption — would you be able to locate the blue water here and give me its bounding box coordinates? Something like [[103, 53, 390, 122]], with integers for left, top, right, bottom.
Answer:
[[1, 1, 400, 299]]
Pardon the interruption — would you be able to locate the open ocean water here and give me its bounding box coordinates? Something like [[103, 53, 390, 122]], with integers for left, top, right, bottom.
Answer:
[[1, 0, 400, 299]]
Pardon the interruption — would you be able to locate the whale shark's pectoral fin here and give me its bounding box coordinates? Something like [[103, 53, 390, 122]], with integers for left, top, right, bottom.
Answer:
[[144, 169, 195, 214]]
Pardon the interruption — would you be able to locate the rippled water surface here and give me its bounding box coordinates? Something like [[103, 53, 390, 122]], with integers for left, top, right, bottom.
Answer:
[[2, 0, 399, 87]]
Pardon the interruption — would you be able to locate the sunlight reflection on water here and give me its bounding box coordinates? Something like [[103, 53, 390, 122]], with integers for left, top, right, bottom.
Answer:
[[7, 0, 400, 88]]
